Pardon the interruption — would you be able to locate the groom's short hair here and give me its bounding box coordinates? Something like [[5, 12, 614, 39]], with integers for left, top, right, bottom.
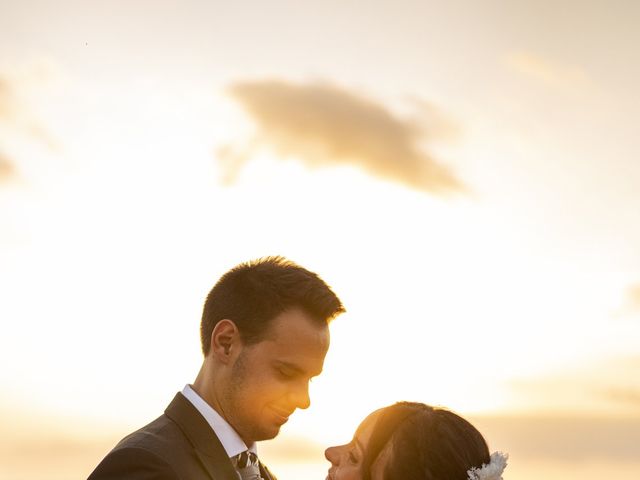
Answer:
[[200, 256, 344, 355]]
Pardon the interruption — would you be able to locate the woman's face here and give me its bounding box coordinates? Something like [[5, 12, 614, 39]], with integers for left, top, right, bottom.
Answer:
[[324, 410, 389, 480]]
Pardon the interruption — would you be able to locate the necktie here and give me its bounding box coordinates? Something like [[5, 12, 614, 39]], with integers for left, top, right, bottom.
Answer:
[[232, 451, 263, 480]]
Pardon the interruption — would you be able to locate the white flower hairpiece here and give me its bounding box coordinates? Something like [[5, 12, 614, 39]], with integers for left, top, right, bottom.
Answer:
[[467, 451, 508, 480]]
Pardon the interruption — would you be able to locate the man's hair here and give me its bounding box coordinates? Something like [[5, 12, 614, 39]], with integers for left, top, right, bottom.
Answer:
[[362, 402, 490, 480], [200, 256, 345, 355]]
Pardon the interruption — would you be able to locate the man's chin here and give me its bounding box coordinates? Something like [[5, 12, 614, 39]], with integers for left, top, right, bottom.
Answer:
[[254, 424, 282, 442]]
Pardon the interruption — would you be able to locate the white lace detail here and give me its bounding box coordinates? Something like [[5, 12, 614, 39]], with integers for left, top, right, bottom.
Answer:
[[467, 451, 508, 480]]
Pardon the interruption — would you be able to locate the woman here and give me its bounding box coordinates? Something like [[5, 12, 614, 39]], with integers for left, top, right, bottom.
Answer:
[[325, 402, 507, 480]]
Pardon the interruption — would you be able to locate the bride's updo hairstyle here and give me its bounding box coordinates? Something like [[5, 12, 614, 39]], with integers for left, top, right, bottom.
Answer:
[[362, 402, 490, 480]]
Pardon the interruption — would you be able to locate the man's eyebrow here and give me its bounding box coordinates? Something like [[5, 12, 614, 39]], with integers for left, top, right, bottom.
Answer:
[[274, 360, 323, 377]]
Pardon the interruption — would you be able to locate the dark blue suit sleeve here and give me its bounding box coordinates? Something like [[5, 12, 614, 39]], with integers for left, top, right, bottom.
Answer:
[[88, 447, 179, 480]]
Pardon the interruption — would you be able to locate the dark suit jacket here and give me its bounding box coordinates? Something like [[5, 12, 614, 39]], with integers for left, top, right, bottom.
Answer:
[[88, 393, 277, 480]]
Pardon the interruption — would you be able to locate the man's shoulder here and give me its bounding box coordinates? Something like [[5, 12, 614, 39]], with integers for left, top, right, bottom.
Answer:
[[88, 393, 235, 480], [88, 413, 191, 480], [115, 412, 186, 453], [88, 442, 179, 480]]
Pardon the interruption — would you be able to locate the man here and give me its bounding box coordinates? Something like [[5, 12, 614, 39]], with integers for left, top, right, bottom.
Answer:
[[88, 256, 344, 480]]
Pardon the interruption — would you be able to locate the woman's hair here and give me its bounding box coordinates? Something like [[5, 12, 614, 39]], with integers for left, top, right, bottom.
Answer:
[[361, 402, 490, 480]]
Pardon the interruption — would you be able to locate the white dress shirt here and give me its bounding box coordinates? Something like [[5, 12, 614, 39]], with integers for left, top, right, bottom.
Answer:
[[181, 384, 258, 458]]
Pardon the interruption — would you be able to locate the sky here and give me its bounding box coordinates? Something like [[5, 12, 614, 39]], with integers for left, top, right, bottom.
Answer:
[[1, 1, 639, 479]]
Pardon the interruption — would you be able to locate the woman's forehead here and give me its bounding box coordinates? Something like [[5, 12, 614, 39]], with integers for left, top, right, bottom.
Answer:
[[355, 409, 385, 444]]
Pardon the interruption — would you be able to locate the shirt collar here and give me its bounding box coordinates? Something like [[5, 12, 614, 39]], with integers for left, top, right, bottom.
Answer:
[[181, 384, 257, 458]]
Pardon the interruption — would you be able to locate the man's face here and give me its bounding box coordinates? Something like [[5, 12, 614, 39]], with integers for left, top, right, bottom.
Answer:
[[220, 307, 330, 445]]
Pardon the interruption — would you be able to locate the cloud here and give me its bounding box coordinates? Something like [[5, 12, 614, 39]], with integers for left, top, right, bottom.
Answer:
[[0, 62, 60, 133], [613, 283, 640, 319], [220, 79, 465, 194], [0, 77, 18, 182], [0, 153, 15, 181], [506, 51, 593, 92], [506, 355, 640, 415], [0, 65, 59, 183], [471, 414, 640, 462], [606, 387, 640, 406], [0, 76, 12, 117], [0, 71, 25, 124], [624, 284, 640, 313]]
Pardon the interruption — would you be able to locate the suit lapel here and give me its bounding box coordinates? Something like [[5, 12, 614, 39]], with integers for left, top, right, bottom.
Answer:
[[259, 461, 277, 480], [165, 393, 239, 480], [194, 449, 239, 480]]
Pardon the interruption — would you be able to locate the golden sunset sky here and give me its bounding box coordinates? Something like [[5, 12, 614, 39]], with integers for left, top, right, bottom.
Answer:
[[1, 2, 639, 480]]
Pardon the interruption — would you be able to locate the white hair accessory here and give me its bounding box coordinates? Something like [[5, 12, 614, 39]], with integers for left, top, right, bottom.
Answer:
[[467, 451, 508, 480]]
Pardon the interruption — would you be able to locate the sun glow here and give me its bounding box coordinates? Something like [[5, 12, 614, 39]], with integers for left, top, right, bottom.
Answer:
[[2, 2, 640, 479], [2, 74, 632, 423]]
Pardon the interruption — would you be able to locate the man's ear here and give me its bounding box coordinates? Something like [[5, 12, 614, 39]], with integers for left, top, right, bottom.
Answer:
[[210, 319, 240, 364]]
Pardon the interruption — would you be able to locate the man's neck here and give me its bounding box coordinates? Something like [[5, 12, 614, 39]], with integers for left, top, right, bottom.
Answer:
[[181, 384, 256, 456]]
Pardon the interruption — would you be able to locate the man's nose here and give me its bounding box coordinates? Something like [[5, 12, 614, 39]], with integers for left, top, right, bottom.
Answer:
[[290, 381, 311, 410]]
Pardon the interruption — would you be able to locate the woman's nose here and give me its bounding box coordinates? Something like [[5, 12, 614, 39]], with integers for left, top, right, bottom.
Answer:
[[324, 445, 344, 465], [325, 445, 340, 464]]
